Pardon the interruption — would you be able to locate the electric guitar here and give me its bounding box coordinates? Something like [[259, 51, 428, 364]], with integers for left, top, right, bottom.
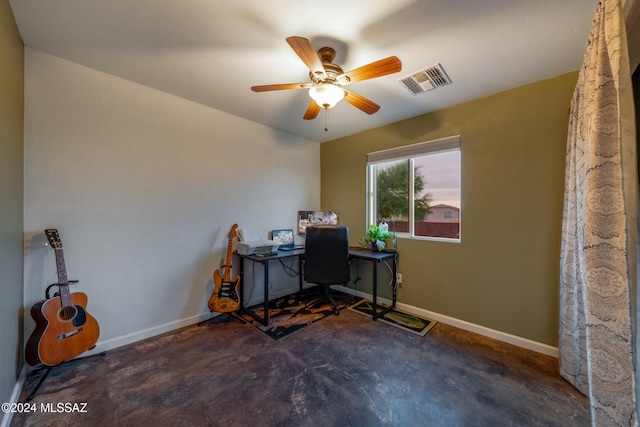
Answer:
[[25, 229, 100, 366], [208, 224, 241, 313]]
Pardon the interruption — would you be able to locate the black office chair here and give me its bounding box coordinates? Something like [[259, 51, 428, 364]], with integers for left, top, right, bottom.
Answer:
[[303, 225, 350, 316]]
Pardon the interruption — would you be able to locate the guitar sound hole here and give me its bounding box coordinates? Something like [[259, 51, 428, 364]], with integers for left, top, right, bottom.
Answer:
[[60, 306, 77, 321]]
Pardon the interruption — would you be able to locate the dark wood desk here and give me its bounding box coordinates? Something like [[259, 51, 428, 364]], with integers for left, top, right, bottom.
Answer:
[[237, 247, 397, 326]]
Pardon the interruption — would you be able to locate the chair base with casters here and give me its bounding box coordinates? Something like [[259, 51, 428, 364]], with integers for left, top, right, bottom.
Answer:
[[302, 225, 350, 316], [300, 284, 342, 316]]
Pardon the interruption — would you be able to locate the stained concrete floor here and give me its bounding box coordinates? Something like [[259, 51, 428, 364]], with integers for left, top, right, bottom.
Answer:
[[12, 309, 589, 426]]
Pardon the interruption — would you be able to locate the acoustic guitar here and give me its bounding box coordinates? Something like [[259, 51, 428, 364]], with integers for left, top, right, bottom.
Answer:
[[208, 224, 241, 313], [25, 229, 100, 367]]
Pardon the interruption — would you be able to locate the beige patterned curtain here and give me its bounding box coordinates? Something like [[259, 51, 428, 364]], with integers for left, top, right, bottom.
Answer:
[[559, 0, 639, 425]]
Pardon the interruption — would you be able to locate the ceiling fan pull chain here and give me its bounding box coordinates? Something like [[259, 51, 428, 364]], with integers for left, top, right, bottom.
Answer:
[[324, 107, 329, 132]]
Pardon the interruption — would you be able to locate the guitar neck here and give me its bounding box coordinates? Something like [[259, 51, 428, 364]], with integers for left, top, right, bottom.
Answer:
[[223, 238, 233, 282], [53, 247, 72, 307], [54, 248, 68, 284]]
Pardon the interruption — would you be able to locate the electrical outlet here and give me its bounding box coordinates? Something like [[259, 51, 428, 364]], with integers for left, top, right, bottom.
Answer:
[[396, 273, 403, 285]]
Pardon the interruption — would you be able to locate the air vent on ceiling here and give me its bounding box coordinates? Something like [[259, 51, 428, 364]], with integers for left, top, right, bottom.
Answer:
[[398, 63, 451, 95]]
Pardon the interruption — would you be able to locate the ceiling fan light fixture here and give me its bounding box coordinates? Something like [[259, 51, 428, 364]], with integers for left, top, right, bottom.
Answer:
[[309, 83, 345, 109]]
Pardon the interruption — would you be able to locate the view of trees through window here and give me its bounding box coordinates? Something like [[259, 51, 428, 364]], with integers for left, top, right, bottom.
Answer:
[[371, 149, 460, 240]]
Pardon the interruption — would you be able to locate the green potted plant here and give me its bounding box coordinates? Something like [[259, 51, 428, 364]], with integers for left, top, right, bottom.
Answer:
[[359, 224, 393, 251]]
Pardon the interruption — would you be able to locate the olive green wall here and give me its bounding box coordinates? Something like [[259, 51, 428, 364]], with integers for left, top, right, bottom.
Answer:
[[0, 0, 24, 414], [321, 72, 578, 346]]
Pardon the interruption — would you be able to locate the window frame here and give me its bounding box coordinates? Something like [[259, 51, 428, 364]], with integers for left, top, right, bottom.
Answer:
[[366, 135, 461, 243]]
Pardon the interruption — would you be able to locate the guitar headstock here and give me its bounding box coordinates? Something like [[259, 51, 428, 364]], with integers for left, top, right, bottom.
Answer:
[[44, 229, 62, 249], [228, 224, 238, 239]]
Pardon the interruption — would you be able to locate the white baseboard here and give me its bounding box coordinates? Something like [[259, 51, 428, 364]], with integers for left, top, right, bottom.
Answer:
[[82, 311, 218, 357], [92, 283, 558, 358], [335, 285, 559, 358], [1, 366, 27, 427]]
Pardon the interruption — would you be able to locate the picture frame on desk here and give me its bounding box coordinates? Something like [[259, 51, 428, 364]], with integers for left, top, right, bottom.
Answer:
[[297, 210, 338, 234]]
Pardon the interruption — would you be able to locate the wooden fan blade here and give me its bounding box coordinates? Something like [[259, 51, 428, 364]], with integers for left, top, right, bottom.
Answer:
[[343, 89, 380, 115], [303, 100, 321, 120], [339, 56, 402, 84], [286, 36, 326, 78], [251, 83, 311, 92]]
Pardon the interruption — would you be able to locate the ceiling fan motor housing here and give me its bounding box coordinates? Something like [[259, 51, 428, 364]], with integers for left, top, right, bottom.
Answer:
[[310, 47, 347, 85]]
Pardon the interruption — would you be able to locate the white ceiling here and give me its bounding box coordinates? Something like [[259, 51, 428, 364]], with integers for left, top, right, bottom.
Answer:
[[9, 0, 598, 143]]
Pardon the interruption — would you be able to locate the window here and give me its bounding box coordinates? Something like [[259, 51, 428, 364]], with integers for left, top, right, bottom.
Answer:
[[366, 135, 461, 241]]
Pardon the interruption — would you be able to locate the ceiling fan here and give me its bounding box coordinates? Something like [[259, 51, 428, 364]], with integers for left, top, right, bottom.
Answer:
[[251, 36, 402, 123]]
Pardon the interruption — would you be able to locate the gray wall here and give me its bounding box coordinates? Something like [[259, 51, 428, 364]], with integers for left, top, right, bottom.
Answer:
[[22, 49, 320, 354]]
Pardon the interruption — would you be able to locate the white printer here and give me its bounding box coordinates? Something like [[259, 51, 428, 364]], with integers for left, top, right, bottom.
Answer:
[[236, 228, 279, 255]]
